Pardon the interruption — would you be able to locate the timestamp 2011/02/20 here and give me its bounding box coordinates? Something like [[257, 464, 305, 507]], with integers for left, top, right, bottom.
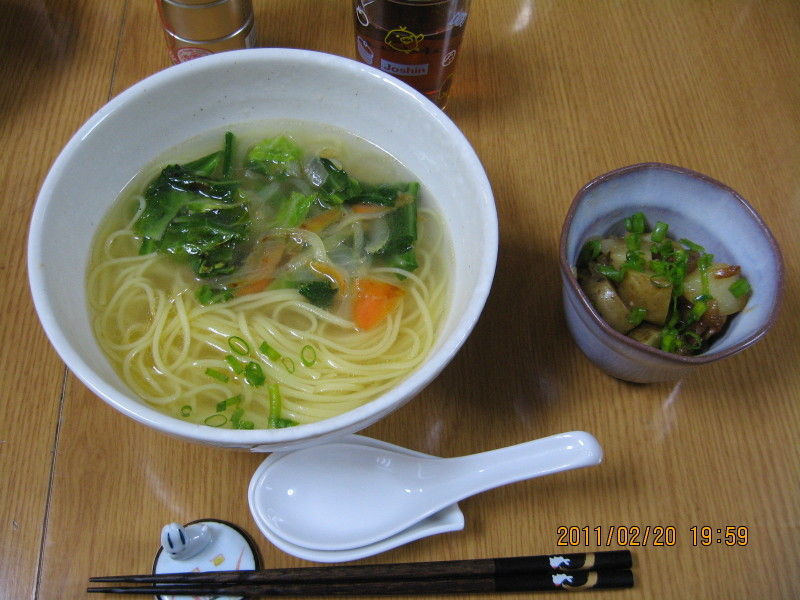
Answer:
[[556, 525, 750, 547]]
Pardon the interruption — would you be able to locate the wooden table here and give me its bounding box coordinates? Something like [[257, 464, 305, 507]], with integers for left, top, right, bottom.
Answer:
[[2, 1, 798, 598]]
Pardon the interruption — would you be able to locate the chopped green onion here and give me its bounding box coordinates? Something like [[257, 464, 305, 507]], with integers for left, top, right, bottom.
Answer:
[[690, 299, 707, 322], [228, 336, 250, 356], [268, 383, 282, 428], [684, 330, 704, 351], [729, 277, 751, 298], [624, 250, 646, 271], [699, 253, 714, 270], [625, 212, 646, 234], [680, 238, 705, 253], [244, 361, 266, 387], [625, 232, 641, 252], [225, 354, 245, 374], [660, 330, 678, 353], [216, 395, 242, 413], [271, 417, 298, 428], [649, 275, 672, 289], [300, 345, 317, 367], [180, 405, 192, 417], [205, 368, 230, 383], [578, 239, 602, 266], [651, 221, 669, 243], [203, 414, 228, 427], [259, 341, 281, 361], [596, 265, 625, 283], [628, 307, 647, 326], [237, 420, 255, 430], [230, 406, 245, 427], [282, 357, 296, 373]]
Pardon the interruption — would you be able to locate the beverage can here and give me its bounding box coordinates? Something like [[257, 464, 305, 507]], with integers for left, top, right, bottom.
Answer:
[[157, 0, 257, 64], [353, 0, 471, 107]]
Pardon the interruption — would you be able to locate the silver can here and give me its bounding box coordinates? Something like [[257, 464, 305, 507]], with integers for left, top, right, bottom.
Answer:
[[157, 0, 257, 63]]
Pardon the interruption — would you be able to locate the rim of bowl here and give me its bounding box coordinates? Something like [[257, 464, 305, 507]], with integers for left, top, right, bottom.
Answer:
[[28, 48, 498, 447], [558, 162, 784, 366]]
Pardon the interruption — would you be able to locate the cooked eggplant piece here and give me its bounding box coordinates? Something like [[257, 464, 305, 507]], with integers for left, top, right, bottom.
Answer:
[[579, 268, 635, 334], [628, 323, 662, 347], [617, 269, 672, 325]]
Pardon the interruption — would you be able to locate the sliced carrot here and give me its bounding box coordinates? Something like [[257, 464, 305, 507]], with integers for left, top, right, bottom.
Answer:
[[351, 203, 390, 215], [232, 242, 285, 297], [301, 208, 342, 233], [310, 260, 348, 296], [353, 278, 405, 330], [233, 278, 269, 297]]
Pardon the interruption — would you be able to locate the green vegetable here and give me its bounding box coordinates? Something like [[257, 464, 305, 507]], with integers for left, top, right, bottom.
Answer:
[[578, 239, 601, 266], [318, 158, 362, 204], [203, 414, 228, 427], [362, 182, 419, 273], [224, 354, 245, 373], [680, 238, 705, 253], [282, 357, 296, 373], [246, 136, 302, 177], [300, 344, 317, 367], [134, 134, 250, 279], [197, 285, 233, 305], [244, 361, 266, 387], [387, 249, 418, 274], [625, 212, 646, 234], [298, 280, 337, 308], [205, 368, 229, 383], [729, 277, 751, 298], [227, 336, 250, 355], [271, 191, 314, 228], [596, 264, 625, 283], [180, 405, 192, 417], [222, 131, 235, 178], [627, 307, 647, 326], [259, 341, 281, 361], [651, 221, 669, 243], [267, 383, 298, 428]]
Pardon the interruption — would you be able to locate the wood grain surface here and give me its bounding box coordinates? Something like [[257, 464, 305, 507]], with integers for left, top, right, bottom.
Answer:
[[1, 1, 798, 599]]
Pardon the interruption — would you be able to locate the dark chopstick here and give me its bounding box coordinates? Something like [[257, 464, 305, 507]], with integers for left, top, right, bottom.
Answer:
[[88, 569, 634, 596], [89, 549, 632, 585]]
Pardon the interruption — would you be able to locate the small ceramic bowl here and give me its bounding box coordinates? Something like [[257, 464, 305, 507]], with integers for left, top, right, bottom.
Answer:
[[559, 163, 783, 383]]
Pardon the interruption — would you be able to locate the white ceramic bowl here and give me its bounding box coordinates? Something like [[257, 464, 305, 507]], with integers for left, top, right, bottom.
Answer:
[[559, 163, 782, 383], [28, 49, 497, 451]]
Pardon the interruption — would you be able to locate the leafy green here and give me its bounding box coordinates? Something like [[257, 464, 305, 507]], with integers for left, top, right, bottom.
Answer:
[[271, 191, 314, 228], [370, 183, 419, 271], [297, 279, 338, 308], [197, 284, 233, 305], [318, 158, 362, 204], [246, 136, 302, 177], [134, 134, 249, 279]]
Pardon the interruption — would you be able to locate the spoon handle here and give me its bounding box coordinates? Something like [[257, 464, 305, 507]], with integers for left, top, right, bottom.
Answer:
[[431, 431, 602, 500]]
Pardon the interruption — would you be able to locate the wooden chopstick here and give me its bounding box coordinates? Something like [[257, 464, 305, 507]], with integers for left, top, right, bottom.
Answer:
[[88, 568, 634, 595], [89, 549, 632, 585]]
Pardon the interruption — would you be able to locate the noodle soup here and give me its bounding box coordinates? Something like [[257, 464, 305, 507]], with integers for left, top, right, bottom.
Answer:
[[87, 121, 450, 429]]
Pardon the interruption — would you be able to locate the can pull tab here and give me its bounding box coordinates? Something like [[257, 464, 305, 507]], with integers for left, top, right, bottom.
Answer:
[[160, 522, 213, 560]]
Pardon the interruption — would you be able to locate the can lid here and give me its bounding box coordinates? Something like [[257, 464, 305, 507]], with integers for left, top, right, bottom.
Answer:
[[158, 0, 253, 42]]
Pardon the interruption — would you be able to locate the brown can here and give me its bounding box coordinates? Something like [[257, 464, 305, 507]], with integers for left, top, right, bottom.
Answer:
[[353, 0, 471, 108], [157, 0, 257, 64]]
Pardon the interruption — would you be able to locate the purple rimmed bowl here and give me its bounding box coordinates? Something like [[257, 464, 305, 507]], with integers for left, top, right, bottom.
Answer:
[[559, 163, 783, 383]]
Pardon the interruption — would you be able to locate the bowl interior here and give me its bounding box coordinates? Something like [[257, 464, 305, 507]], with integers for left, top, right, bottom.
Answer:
[[562, 163, 782, 360], [29, 49, 497, 449]]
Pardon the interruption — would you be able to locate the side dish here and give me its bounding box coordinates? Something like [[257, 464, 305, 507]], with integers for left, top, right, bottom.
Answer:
[[577, 212, 751, 355]]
